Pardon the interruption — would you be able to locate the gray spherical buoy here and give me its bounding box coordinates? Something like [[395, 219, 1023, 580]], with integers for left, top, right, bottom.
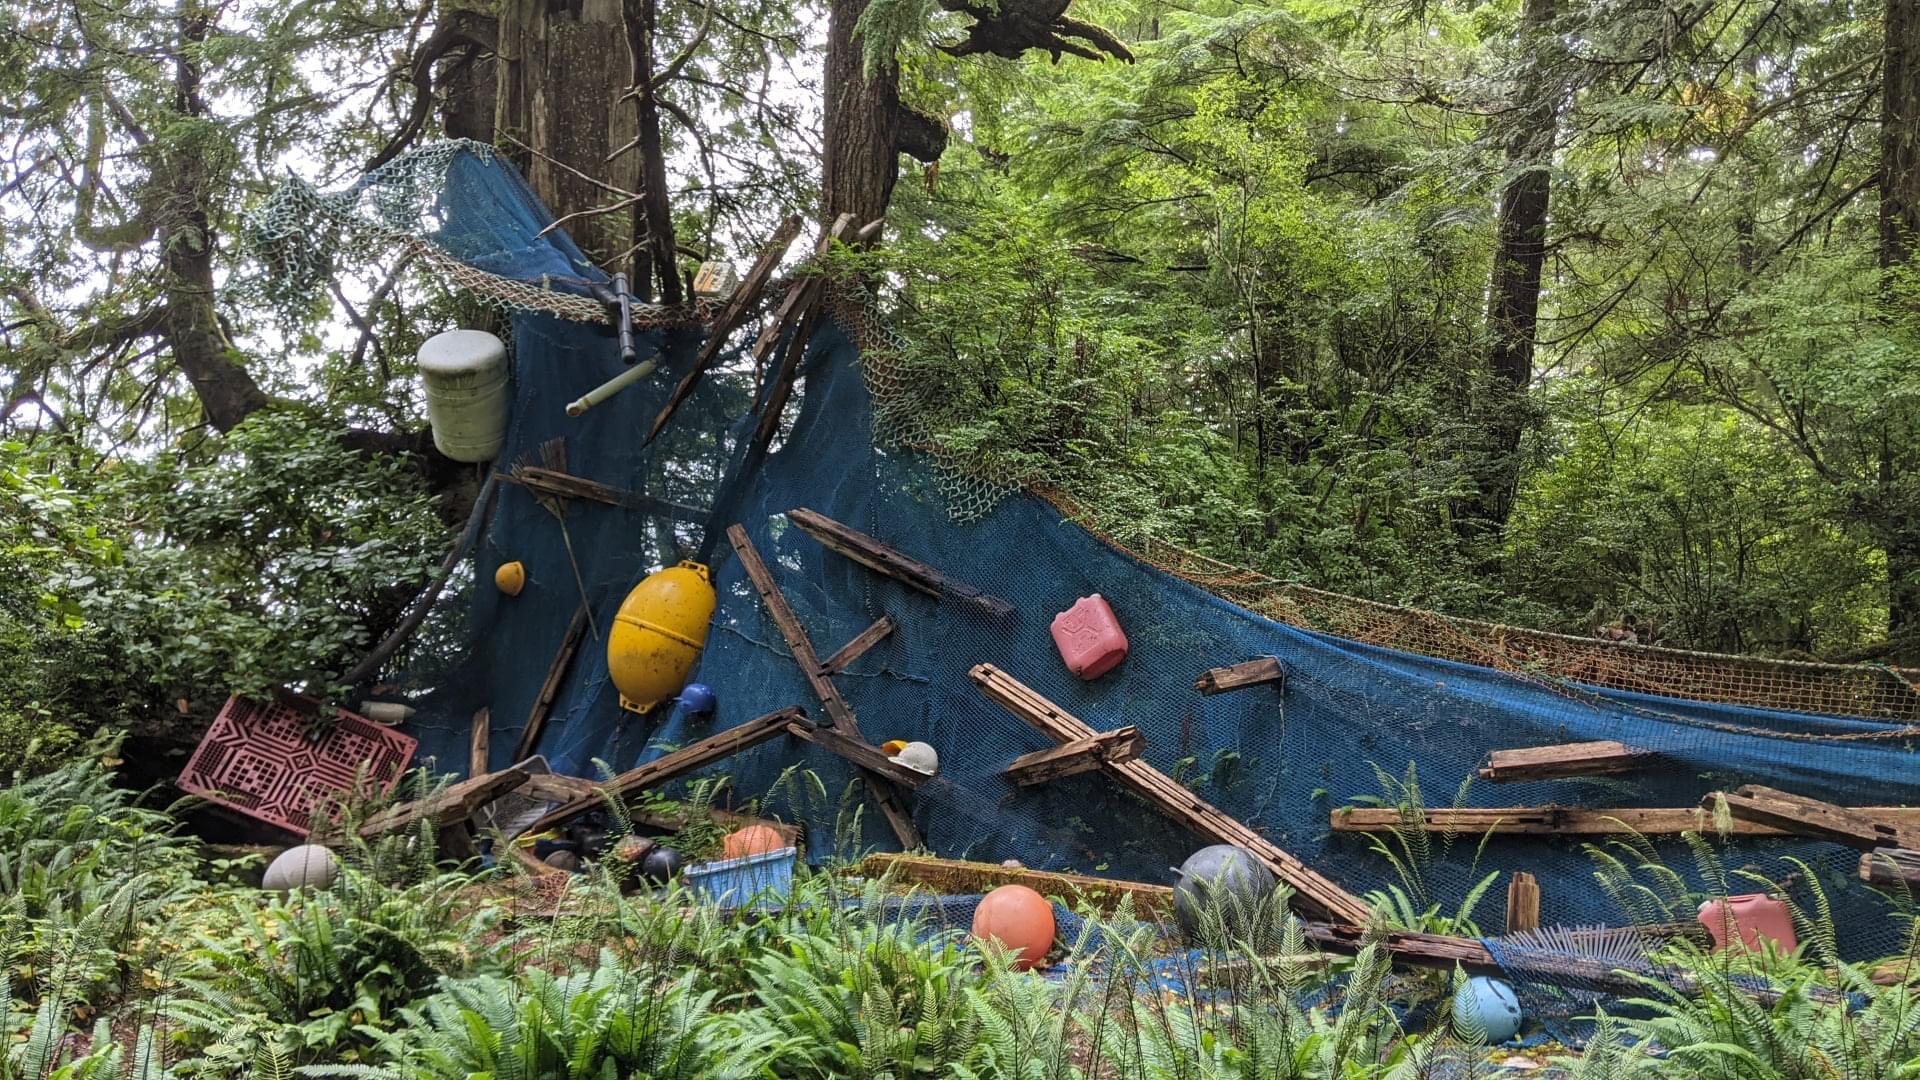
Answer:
[[1453, 976, 1522, 1043], [640, 845, 683, 882], [1172, 844, 1277, 938], [262, 844, 340, 892]]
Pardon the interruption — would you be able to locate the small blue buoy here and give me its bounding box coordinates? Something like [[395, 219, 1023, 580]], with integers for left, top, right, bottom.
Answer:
[[1453, 976, 1522, 1043], [678, 682, 717, 718]]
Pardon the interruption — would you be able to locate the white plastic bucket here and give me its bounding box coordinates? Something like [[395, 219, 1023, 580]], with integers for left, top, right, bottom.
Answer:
[[418, 329, 510, 462]]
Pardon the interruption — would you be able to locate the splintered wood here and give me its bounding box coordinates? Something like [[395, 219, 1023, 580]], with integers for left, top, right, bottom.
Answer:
[[1005, 726, 1144, 786], [1330, 804, 1920, 837], [1194, 657, 1285, 695], [1710, 785, 1920, 849], [969, 663, 1372, 926], [786, 507, 1015, 618], [1505, 871, 1541, 933], [1477, 740, 1653, 782]]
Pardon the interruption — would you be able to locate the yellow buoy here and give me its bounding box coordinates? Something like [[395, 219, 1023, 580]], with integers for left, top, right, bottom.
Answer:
[[608, 561, 717, 714], [494, 561, 527, 596]]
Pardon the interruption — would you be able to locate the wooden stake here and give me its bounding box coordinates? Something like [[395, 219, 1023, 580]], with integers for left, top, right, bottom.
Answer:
[[469, 707, 490, 777], [1505, 871, 1540, 934], [517, 605, 589, 761], [818, 615, 896, 676], [1005, 726, 1144, 787], [1478, 741, 1653, 782], [1194, 657, 1285, 695], [786, 508, 1015, 618]]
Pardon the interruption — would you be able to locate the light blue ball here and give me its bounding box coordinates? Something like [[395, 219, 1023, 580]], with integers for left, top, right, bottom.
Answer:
[[1453, 976, 1522, 1043]]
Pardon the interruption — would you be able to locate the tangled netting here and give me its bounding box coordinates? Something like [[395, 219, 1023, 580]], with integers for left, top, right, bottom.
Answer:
[[270, 143, 1916, 1040]]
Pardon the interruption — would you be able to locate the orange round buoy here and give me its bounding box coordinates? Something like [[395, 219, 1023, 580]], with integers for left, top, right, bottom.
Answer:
[[494, 561, 526, 596], [970, 885, 1055, 971], [722, 824, 786, 860]]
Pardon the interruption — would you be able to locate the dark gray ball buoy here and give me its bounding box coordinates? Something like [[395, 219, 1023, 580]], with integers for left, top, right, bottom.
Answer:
[[262, 844, 339, 892], [1173, 844, 1276, 938], [640, 845, 683, 882]]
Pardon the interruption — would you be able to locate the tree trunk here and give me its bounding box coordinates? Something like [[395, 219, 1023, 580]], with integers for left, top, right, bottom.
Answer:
[[622, 0, 682, 303], [1881, 0, 1920, 656], [1471, 0, 1555, 529], [822, 0, 947, 224]]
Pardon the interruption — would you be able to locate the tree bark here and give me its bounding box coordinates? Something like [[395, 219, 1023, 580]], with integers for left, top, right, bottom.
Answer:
[[622, 0, 683, 303], [822, 0, 948, 224], [1880, 0, 1920, 656]]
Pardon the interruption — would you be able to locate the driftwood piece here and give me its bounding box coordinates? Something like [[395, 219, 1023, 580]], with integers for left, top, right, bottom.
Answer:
[[786, 508, 1015, 618], [785, 716, 930, 789], [1505, 871, 1541, 934], [819, 615, 897, 676], [647, 214, 804, 445], [343, 473, 499, 687], [517, 605, 590, 760], [1712, 784, 1920, 849], [1860, 848, 1920, 889], [1478, 741, 1654, 782], [526, 706, 806, 833], [970, 663, 1372, 926], [358, 767, 530, 838], [470, 707, 490, 777], [503, 465, 706, 523], [726, 524, 922, 849], [1194, 657, 1285, 695], [1329, 804, 1920, 837], [1004, 726, 1144, 787]]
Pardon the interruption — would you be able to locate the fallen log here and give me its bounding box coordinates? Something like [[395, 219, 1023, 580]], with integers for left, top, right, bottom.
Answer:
[[1194, 657, 1285, 695], [1005, 726, 1144, 787], [1478, 741, 1653, 782], [786, 508, 1015, 619]]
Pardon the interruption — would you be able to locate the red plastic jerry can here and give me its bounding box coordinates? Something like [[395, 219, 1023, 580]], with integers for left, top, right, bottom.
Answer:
[[1697, 894, 1797, 954], [1051, 594, 1129, 680]]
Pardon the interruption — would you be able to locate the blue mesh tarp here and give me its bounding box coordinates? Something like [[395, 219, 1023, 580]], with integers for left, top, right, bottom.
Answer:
[[382, 148, 1917, 994]]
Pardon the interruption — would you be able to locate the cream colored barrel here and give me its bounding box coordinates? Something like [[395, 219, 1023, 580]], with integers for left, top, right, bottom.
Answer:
[[418, 329, 510, 462]]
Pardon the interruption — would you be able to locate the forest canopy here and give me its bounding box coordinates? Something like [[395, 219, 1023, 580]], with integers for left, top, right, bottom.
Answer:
[[2, 0, 1917, 750]]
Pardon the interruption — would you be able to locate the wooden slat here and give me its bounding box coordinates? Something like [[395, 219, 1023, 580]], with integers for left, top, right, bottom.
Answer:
[[469, 707, 490, 777], [785, 717, 931, 789], [854, 852, 1175, 915], [646, 214, 804, 445], [819, 615, 896, 676], [1329, 805, 1920, 836], [358, 767, 530, 838], [1860, 848, 1920, 889], [1005, 726, 1144, 787], [1505, 871, 1540, 934], [970, 663, 1372, 926], [1712, 785, 1920, 849], [1194, 657, 1285, 695], [787, 508, 1015, 618], [726, 524, 922, 849], [517, 605, 589, 760], [1478, 741, 1653, 782], [504, 466, 705, 523], [525, 706, 805, 833]]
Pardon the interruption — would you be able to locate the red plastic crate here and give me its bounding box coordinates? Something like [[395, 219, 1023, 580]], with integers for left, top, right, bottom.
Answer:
[[179, 694, 417, 836]]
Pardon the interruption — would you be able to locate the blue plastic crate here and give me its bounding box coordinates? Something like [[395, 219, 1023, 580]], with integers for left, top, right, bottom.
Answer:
[[684, 846, 797, 909]]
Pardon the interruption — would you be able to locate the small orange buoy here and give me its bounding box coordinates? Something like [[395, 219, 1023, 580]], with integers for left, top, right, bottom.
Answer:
[[722, 824, 786, 860], [494, 561, 526, 596], [970, 885, 1055, 971]]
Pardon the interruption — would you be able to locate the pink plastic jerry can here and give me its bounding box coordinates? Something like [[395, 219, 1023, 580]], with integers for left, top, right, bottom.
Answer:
[[1051, 594, 1129, 680], [1697, 894, 1797, 954]]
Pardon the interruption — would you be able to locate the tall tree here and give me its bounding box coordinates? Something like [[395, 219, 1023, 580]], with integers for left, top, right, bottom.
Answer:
[[1877, 0, 1920, 652]]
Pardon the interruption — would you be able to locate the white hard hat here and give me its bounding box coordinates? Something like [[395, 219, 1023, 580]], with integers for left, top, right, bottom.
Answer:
[[889, 741, 938, 775]]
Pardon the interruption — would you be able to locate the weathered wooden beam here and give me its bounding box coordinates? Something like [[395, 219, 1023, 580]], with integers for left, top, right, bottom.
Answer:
[[786, 508, 1015, 619], [503, 466, 706, 523], [750, 304, 823, 459], [517, 605, 589, 761], [358, 766, 530, 838], [1004, 726, 1144, 787], [1194, 657, 1285, 695], [818, 615, 896, 676], [785, 716, 930, 789], [726, 524, 922, 849], [1710, 784, 1920, 849], [526, 706, 806, 834], [469, 707, 490, 777], [1478, 741, 1654, 782], [1860, 848, 1920, 889], [970, 663, 1372, 926], [646, 214, 804, 446], [854, 852, 1176, 915], [1505, 871, 1540, 934], [1330, 804, 1920, 837]]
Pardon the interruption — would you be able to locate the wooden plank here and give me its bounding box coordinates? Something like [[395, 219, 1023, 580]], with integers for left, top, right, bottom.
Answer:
[[786, 508, 1015, 619], [819, 615, 896, 676], [785, 716, 931, 789], [1329, 805, 1920, 837], [750, 302, 824, 459], [358, 767, 530, 838], [469, 707, 490, 777], [1478, 741, 1653, 782], [525, 706, 805, 833], [970, 663, 1372, 926], [1860, 848, 1920, 889], [517, 605, 589, 761], [646, 214, 804, 445], [1713, 784, 1920, 849], [1194, 657, 1285, 695], [1505, 871, 1540, 934], [504, 465, 706, 523], [1005, 726, 1144, 787], [854, 852, 1176, 915], [726, 524, 922, 849]]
